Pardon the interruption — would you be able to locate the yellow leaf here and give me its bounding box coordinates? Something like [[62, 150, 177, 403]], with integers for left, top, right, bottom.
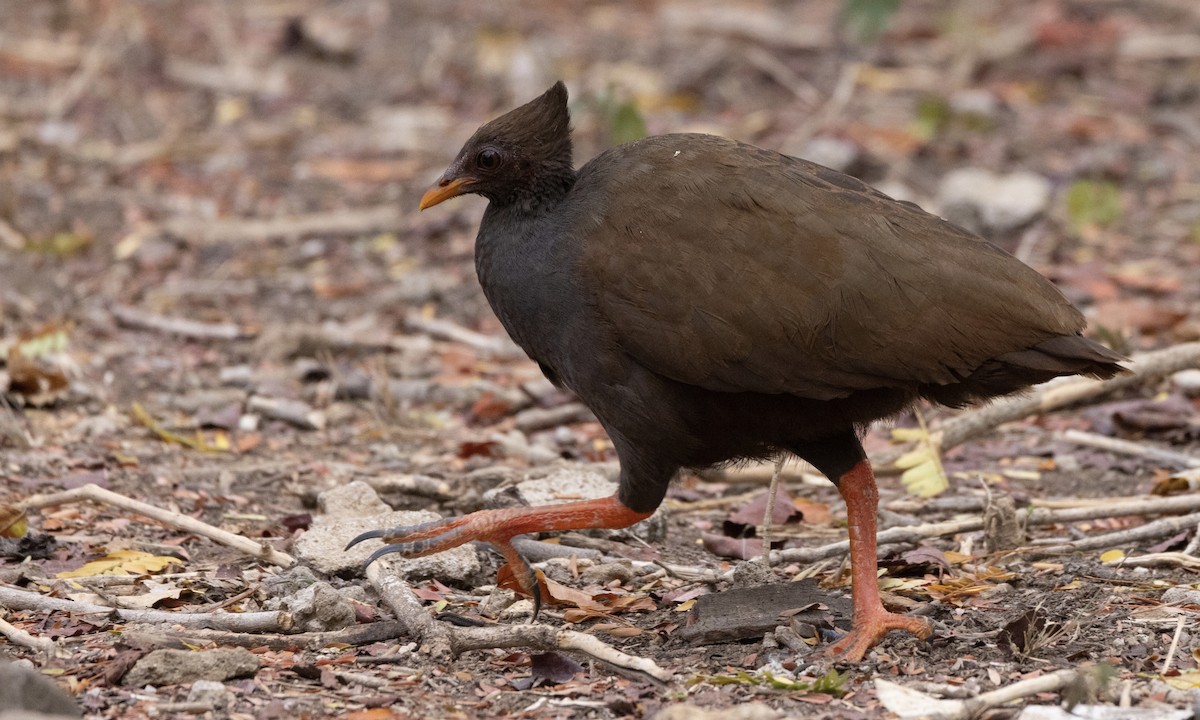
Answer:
[[901, 459, 949, 498], [890, 427, 927, 443], [675, 599, 695, 612], [57, 550, 182, 578], [1055, 580, 1082, 591], [1100, 549, 1125, 564], [894, 447, 930, 470], [1163, 671, 1200, 690], [0, 504, 28, 538]]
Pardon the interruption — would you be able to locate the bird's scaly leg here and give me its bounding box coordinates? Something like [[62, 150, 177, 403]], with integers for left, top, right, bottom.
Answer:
[[824, 460, 932, 661], [346, 495, 652, 618]]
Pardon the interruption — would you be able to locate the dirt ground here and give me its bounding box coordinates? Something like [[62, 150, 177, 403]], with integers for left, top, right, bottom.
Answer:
[[2, 1, 1200, 718]]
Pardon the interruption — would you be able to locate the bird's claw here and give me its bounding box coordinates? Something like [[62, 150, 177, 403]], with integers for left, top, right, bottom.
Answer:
[[823, 612, 932, 662]]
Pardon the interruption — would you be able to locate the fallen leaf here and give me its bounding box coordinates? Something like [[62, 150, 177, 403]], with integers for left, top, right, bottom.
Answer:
[[57, 550, 183, 578], [0, 504, 28, 538]]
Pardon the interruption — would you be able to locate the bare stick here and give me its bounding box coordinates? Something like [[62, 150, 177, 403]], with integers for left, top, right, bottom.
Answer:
[[0, 585, 290, 632], [0, 612, 58, 656], [19, 483, 295, 567], [775, 493, 1200, 564], [0, 217, 27, 250], [404, 312, 523, 359], [1059, 429, 1200, 468], [449, 624, 672, 683], [1024, 511, 1200, 559], [112, 305, 248, 341], [363, 567, 670, 681], [364, 564, 453, 660], [761, 455, 785, 569], [1115, 552, 1200, 570], [159, 205, 402, 245], [877, 669, 1078, 720], [1162, 616, 1186, 675], [120, 620, 409, 652]]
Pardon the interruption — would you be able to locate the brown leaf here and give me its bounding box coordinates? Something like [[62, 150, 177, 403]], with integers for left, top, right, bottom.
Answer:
[[0, 504, 28, 538], [701, 531, 762, 561], [724, 490, 801, 537]]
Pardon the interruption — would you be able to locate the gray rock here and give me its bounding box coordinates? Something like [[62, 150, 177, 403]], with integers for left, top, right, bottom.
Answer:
[[185, 680, 230, 711], [262, 565, 320, 598], [937, 168, 1052, 234], [281, 581, 356, 632], [1162, 587, 1200, 605], [653, 703, 787, 720], [798, 136, 860, 174], [579, 562, 635, 586], [295, 482, 480, 580], [0, 662, 81, 718], [1171, 368, 1200, 396], [123, 648, 259, 687]]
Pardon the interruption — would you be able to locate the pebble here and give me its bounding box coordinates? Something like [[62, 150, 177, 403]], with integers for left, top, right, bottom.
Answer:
[[937, 167, 1052, 234]]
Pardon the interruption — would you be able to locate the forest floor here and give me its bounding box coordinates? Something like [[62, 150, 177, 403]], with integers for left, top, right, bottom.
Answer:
[[1, 1, 1199, 718]]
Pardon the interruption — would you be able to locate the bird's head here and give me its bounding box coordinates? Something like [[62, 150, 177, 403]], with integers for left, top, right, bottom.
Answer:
[[419, 81, 575, 211]]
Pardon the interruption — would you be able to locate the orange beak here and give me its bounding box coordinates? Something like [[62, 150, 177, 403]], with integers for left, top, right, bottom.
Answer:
[[419, 176, 476, 210]]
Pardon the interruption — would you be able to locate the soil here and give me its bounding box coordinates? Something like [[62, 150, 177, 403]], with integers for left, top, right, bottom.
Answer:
[[1, 1, 1198, 718]]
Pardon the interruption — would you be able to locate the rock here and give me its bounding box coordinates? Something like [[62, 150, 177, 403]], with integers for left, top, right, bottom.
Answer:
[[498, 599, 537, 622], [1171, 368, 1200, 396], [280, 581, 356, 632], [480, 587, 518, 619], [1162, 587, 1200, 605], [263, 565, 320, 598], [579, 562, 635, 586], [949, 88, 1000, 120], [294, 482, 480, 581], [122, 648, 259, 687], [484, 466, 667, 542], [185, 680, 230, 711], [798, 136, 860, 174], [0, 661, 82, 718], [653, 703, 788, 720], [937, 168, 1052, 234]]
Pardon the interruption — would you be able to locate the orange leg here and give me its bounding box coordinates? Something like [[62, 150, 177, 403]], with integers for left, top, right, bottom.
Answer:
[[824, 460, 932, 661], [346, 495, 653, 617]]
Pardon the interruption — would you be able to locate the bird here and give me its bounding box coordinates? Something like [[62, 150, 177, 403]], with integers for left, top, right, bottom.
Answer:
[[347, 82, 1125, 661]]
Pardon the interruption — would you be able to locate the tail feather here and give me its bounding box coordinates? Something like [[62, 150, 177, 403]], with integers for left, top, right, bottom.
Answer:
[[920, 334, 1127, 408]]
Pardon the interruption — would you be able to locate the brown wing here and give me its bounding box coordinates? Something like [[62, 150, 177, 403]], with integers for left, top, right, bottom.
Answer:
[[576, 134, 1085, 401]]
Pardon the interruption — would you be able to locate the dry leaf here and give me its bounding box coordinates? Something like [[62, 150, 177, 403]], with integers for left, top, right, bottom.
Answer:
[[57, 550, 183, 578], [0, 504, 28, 538]]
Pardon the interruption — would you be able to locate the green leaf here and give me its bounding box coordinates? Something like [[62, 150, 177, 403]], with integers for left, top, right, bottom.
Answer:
[[841, 0, 900, 43], [610, 101, 647, 146], [1065, 180, 1122, 230]]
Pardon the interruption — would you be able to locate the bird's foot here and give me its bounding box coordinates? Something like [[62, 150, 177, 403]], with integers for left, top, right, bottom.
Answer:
[[344, 495, 653, 621], [823, 612, 932, 662]]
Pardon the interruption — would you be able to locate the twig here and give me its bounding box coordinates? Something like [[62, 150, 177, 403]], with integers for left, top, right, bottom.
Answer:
[[159, 206, 402, 245], [362, 565, 670, 681], [46, 9, 126, 119], [761, 455, 785, 569], [403, 312, 523, 359], [876, 669, 1078, 720], [120, 620, 410, 651], [0, 217, 27, 250], [18, 483, 295, 567], [1023, 511, 1200, 559], [362, 474, 455, 501], [365, 564, 453, 660], [1161, 616, 1185, 675], [1059, 428, 1200, 468], [775, 493, 1200, 564], [112, 305, 248, 341], [515, 403, 596, 433], [163, 57, 287, 96], [449, 624, 672, 683], [0, 612, 58, 656], [875, 341, 1200, 473], [0, 585, 290, 632]]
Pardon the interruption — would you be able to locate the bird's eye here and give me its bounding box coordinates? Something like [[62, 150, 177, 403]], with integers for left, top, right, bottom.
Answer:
[[476, 148, 501, 171]]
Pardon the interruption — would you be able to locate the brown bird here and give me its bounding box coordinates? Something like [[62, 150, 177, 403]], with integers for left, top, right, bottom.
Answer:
[[348, 82, 1124, 661]]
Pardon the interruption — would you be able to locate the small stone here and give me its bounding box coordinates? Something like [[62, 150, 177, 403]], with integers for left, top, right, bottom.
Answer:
[[652, 702, 783, 720], [123, 648, 259, 687], [937, 168, 1052, 234], [480, 587, 518, 619], [186, 680, 230, 711], [281, 581, 356, 632], [798, 136, 860, 174], [1162, 587, 1200, 605], [295, 482, 481, 580], [1171, 368, 1200, 396], [579, 562, 635, 586], [0, 660, 82, 717], [498, 599, 536, 622]]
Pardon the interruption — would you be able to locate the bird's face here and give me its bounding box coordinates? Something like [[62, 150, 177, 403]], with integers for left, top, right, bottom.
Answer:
[[418, 82, 573, 211]]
